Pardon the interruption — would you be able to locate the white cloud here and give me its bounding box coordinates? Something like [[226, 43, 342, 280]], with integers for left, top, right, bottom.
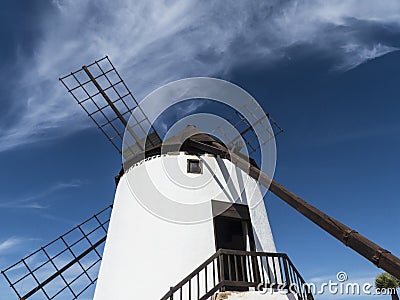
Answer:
[[0, 237, 23, 253], [0, 237, 40, 254], [338, 43, 399, 71], [0, 0, 399, 152], [0, 180, 83, 209]]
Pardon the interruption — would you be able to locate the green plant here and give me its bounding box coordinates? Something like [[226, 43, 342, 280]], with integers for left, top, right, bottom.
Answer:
[[375, 273, 400, 300]]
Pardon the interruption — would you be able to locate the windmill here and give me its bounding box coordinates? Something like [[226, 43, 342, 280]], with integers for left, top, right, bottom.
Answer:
[[2, 56, 400, 300]]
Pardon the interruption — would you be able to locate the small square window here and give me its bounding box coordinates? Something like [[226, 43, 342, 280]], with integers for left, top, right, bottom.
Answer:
[[187, 159, 202, 174]]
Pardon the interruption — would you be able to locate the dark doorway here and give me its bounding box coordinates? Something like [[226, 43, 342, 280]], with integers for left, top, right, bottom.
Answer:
[[212, 201, 255, 252], [212, 201, 259, 291], [214, 215, 254, 291], [214, 217, 247, 251]]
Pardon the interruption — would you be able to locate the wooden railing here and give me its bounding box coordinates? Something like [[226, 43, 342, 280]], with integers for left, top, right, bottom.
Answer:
[[161, 249, 313, 300]]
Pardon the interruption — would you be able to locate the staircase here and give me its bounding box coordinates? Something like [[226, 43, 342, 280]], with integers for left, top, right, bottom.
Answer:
[[161, 249, 313, 300]]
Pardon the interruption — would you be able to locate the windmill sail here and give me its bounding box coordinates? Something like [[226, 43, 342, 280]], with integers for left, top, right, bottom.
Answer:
[[1, 205, 112, 300], [1, 57, 163, 300], [212, 104, 283, 156], [59, 56, 161, 157]]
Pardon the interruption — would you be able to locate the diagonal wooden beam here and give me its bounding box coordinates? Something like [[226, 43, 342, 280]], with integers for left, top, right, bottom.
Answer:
[[188, 140, 400, 280]]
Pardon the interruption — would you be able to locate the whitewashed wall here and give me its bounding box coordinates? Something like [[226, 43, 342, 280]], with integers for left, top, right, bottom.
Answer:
[[94, 153, 276, 300]]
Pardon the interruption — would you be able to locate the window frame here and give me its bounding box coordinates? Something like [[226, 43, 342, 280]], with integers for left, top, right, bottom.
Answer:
[[187, 159, 202, 174]]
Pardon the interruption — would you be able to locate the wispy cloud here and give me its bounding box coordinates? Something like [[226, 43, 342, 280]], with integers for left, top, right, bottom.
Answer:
[[0, 237, 41, 255], [0, 180, 83, 209], [337, 43, 399, 71], [1, 0, 399, 153], [0, 237, 23, 253]]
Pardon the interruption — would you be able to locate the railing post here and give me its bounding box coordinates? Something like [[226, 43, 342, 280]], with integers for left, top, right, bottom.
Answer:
[[283, 256, 291, 291], [169, 287, 173, 300], [219, 252, 225, 291], [252, 254, 261, 285]]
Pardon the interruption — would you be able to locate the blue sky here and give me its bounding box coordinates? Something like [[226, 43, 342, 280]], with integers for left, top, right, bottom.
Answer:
[[1, 1, 400, 299]]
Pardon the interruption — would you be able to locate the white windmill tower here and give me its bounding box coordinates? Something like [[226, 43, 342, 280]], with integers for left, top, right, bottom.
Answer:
[[4, 56, 399, 300], [94, 125, 285, 300]]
